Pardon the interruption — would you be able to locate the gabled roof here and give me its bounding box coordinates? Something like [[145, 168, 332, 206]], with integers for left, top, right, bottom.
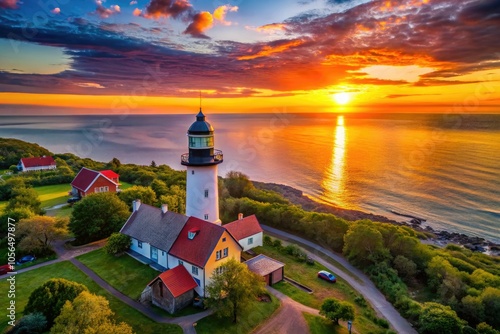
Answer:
[[245, 254, 284, 276], [120, 203, 189, 253], [149, 265, 198, 298], [20, 156, 56, 168], [224, 214, 263, 241], [169, 217, 236, 268], [71, 167, 118, 192], [100, 169, 119, 179]]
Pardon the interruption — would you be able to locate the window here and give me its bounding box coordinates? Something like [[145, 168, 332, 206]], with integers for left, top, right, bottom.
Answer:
[[222, 237, 226, 242], [223, 248, 228, 258], [192, 266, 199, 275], [162, 251, 165, 256], [94, 187, 99, 193], [204, 189, 209, 198], [204, 214, 209, 220], [216, 250, 221, 260], [138, 241, 142, 249], [178, 260, 183, 265], [188, 231, 196, 239], [189, 136, 214, 148], [192, 170, 195, 175], [248, 237, 253, 245], [215, 266, 225, 275]]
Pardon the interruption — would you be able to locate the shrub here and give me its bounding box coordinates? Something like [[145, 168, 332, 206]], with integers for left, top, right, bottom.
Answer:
[[7, 312, 47, 334], [272, 239, 282, 249], [105, 233, 131, 255], [354, 295, 367, 307], [263, 235, 273, 246]]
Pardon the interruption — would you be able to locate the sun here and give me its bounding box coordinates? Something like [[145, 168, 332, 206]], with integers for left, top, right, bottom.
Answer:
[[332, 92, 351, 105]]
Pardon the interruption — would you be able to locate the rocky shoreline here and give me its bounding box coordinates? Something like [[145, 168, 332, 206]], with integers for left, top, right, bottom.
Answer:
[[254, 181, 500, 256]]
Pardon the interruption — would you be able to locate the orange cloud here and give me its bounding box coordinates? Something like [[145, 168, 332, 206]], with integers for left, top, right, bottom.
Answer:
[[238, 39, 304, 60], [184, 11, 213, 37], [246, 23, 287, 33], [213, 4, 238, 26], [133, 8, 142, 16]]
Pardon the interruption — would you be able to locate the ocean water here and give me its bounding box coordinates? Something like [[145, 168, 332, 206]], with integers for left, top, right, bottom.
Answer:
[[1, 113, 499, 243]]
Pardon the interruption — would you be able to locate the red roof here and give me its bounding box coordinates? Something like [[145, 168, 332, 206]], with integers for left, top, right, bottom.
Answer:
[[100, 170, 119, 179], [21, 156, 56, 168], [169, 217, 228, 268], [224, 214, 263, 241], [71, 167, 118, 192], [150, 265, 198, 298]]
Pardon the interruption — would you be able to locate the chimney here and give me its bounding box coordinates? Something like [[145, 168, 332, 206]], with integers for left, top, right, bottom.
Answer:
[[161, 204, 168, 214], [238, 213, 243, 220], [132, 199, 141, 212]]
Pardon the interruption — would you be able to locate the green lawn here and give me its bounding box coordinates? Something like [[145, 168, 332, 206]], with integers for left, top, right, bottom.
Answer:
[[195, 294, 280, 334], [120, 181, 134, 190], [304, 313, 349, 334], [34, 184, 71, 208], [0, 261, 181, 334], [77, 248, 159, 300], [256, 242, 389, 334]]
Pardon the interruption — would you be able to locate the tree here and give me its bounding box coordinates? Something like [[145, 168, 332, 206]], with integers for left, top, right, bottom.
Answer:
[[343, 220, 390, 266], [418, 302, 465, 334], [0, 207, 34, 235], [16, 216, 68, 254], [105, 233, 131, 255], [224, 171, 254, 198], [150, 160, 157, 168], [205, 258, 265, 323], [150, 179, 169, 198], [69, 192, 130, 244], [118, 185, 157, 207], [320, 298, 355, 325], [107, 157, 121, 170], [51, 291, 133, 334], [24, 278, 88, 327], [460, 295, 485, 327], [480, 287, 500, 328], [393, 255, 417, 283], [6, 186, 43, 215], [476, 322, 499, 334], [7, 312, 47, 334]]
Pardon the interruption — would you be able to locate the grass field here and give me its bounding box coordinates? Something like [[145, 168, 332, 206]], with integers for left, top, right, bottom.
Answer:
[[0, 261, 182, 334], [195, 295, 280, 334], [77, 248, 159, 300], [120, 181, 134, 190], [34, 184, 71, 208], [256, 242, 388, 334], [304, 313, 349, 334]]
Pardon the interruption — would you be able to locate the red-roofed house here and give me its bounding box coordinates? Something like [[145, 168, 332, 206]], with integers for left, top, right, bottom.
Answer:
[[17, 156, 57, 172], [70, 167, 120, 197], [148, 265, 198, 314], [168, 216, 243, 296], [224, 214, 263, 251]]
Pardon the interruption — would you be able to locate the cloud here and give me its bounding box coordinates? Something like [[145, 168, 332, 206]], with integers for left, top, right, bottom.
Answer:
[[144, 0, 192, 19], [237, 39, 304, 60], [75, 82, 106, 88], [213, 4, 238, 26], [0, 0, 18, 9], [246, 23, 287, 33], [94, 1, 121, 18], [133, 8, 142, 16], [184, 11, 213, 38], [130, 0, 137, 4], [51, 7, 61, 14]]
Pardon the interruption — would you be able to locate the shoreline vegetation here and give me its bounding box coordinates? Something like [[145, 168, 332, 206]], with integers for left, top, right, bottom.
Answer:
[[253, 181, 500, 255]]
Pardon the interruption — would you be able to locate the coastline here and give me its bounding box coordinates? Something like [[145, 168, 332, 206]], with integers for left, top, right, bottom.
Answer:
[[253, 181, 500, 255]]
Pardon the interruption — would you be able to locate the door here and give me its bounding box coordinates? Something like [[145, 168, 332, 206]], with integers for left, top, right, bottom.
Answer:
[[151, 247, 158, 263]]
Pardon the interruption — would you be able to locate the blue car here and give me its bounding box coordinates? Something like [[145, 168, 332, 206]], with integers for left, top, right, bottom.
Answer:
[[17, 255, 36, 264], [318, 270, 336, 283]]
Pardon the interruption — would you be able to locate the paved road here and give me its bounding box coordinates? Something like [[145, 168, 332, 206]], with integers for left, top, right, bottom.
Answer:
[[262, 225, 417, 334]]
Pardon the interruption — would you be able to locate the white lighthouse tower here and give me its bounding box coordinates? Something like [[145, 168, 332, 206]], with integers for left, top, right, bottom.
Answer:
[[181, 110, 223, 225]]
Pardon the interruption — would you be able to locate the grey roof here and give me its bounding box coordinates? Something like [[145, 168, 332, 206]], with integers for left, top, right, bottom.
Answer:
[[120, 204, 189, 253], [188, 110, 214, 134], [244, 254, 284, 276]]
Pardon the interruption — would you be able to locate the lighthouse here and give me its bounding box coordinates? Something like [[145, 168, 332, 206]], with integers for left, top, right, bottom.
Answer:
[[181, 110, 223, 225]]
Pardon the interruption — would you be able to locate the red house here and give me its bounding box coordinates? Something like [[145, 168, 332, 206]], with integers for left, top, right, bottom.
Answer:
[[17, 156, 57, 172], [70, 167, 120, 197]]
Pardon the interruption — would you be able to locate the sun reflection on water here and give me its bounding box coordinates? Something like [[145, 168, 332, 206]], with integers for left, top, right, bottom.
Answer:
[[322, 115, 347, 207]]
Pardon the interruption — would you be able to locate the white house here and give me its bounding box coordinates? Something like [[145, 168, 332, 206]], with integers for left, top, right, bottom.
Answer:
[[224, 214, 264, 252], [17, 156, 57, 172]]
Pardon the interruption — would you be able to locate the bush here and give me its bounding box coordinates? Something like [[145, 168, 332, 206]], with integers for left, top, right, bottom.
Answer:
[[354, 295, 367, 307], [105, 233, 131, 255], [306, 257, 315, 266], [375, 317, 389, 329], [263, 235, 273, 246], [7, 312, 47, 334], [272, 239, 282, 249]]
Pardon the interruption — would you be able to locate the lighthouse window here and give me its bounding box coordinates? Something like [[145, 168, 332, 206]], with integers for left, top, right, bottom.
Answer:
[[189, 136, 214, 148], [204, 214, 209, 220], [204, 189, 209, 198], [192, 170, 195, 175]]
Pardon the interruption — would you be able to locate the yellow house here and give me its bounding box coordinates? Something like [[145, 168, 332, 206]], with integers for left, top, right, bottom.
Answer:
[[168, 217, 243, 297]]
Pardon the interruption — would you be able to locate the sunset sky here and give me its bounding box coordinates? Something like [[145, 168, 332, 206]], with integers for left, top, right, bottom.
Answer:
[[0, 0, 499, 114]]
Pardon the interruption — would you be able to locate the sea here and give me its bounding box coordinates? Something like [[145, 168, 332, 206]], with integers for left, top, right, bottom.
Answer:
[[1, 112, 499, 243]]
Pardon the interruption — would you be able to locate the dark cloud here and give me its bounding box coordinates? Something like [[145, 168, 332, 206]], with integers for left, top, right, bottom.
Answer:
[[144, 0, 192, 19], [459, 0, 500, 23]]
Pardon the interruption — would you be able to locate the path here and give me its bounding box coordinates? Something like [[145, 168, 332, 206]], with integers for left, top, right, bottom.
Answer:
[[262, 225, 417, 334], [253, 286, 318, 334]]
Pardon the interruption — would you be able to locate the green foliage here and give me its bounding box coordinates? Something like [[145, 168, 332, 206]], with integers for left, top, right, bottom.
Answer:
[[157, 185, 186, 214], [393, 255, 417, 283], [7, 312, 47, 334], [418, 302, 465, 334], [470, 269, 500, 289], [460, 295, 484, 327], [476, 322, 499, 334], [0, 207, 34, 235], [16, 216, 68, 255], [343, 220, 391, 267], [24, 278, 89, 327], [224, 171, 254, 198], [0, 138, 52, 169], [205, 258, 265, 323], [463, 326, 478, 334], [354, 295, 367, 307], [51, 291, 133, 334], [480, 287, 500, 328], [0, 177, 27, 201], [105, 233, 131, 255], [69, 192, 130, 244], [118, 185, 157, 207], [319, 298, 355, 325], [263, 235, 272, 246], [7, 186, 43, 215]]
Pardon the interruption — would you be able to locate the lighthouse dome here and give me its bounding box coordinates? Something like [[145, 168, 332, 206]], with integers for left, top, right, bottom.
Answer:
[[188, 110, 214, 134]]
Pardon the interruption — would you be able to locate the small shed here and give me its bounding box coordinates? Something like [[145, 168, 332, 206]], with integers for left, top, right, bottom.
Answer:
[[148, 265, 198, 314], [245, 254, 284, 286]]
